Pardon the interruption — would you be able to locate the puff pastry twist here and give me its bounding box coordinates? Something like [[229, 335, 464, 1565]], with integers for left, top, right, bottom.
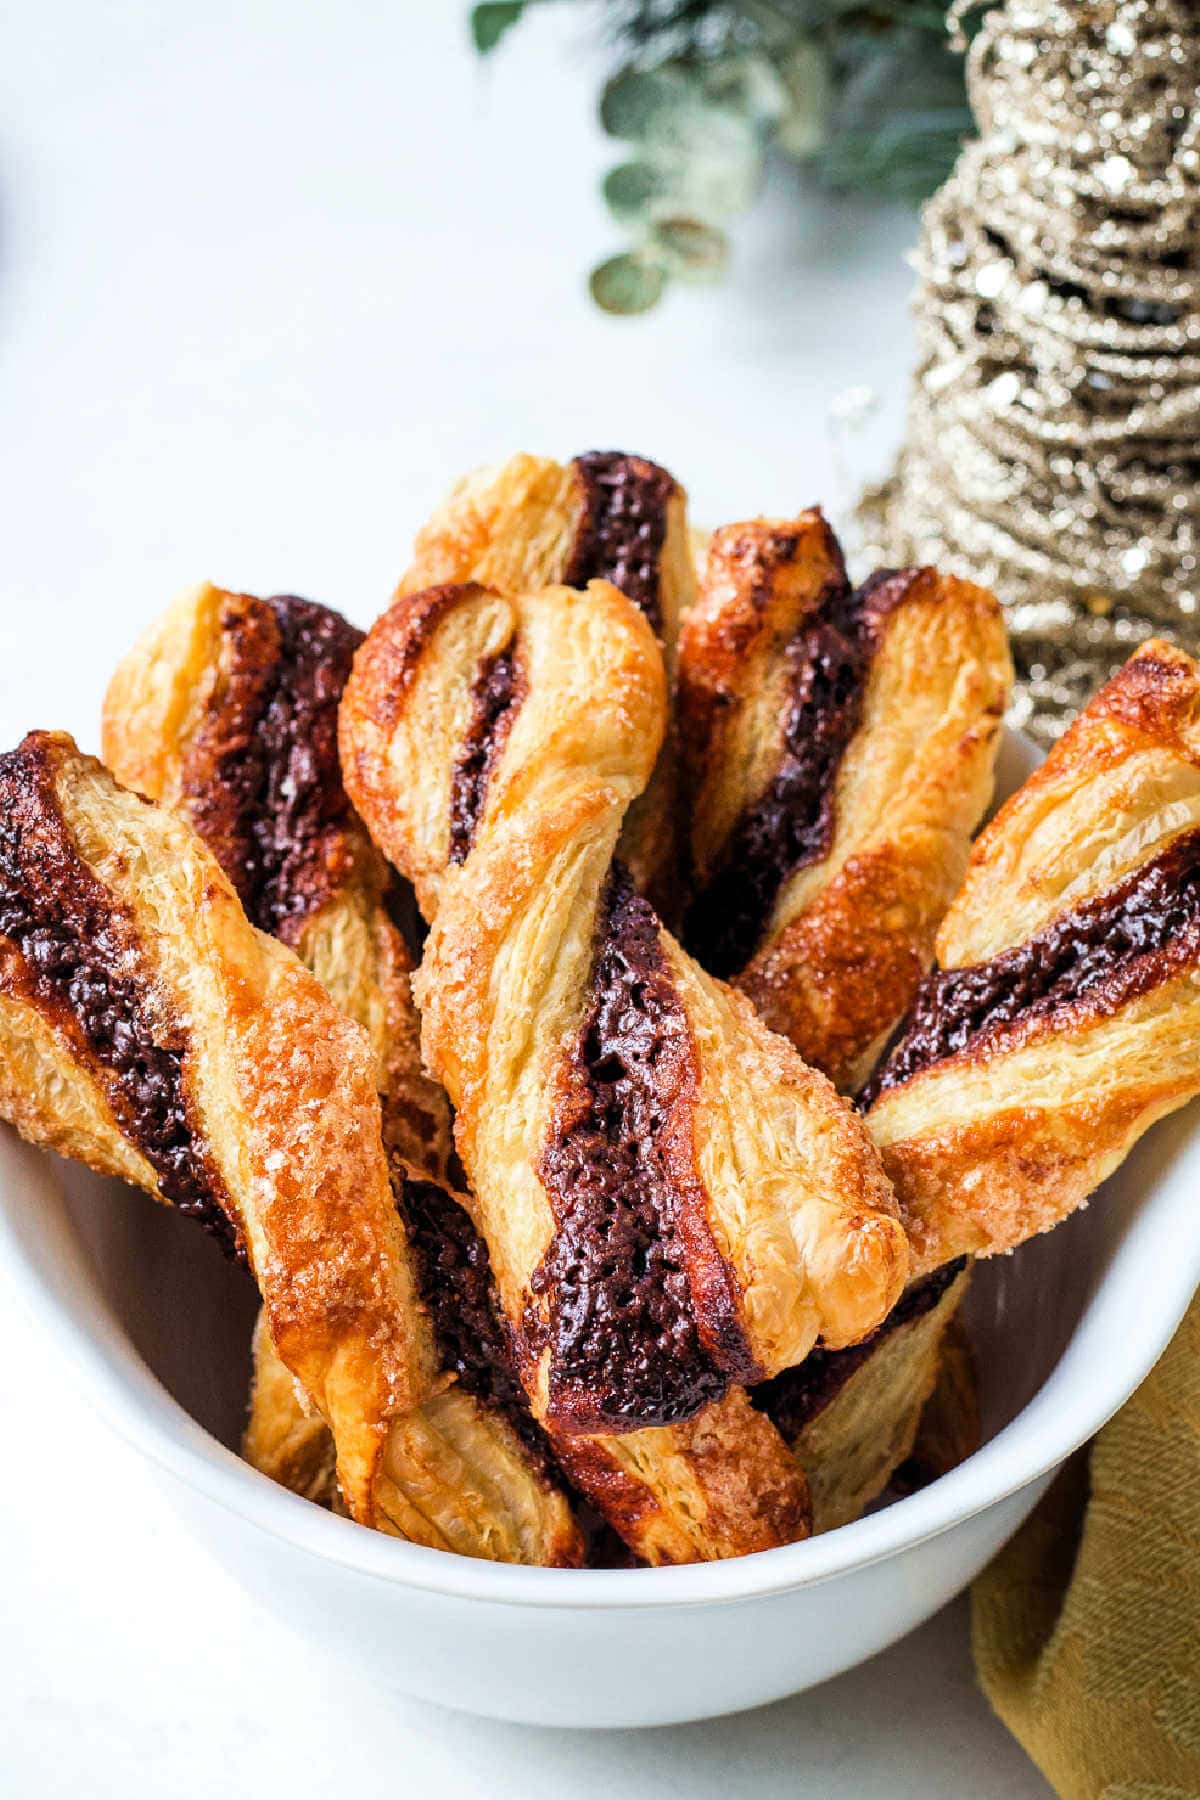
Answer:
[[675, 516, 1003, 1520], [753, 1258, 972, 1532], [867, 639, 1200, 1276], [101, 585, 583, 1564], [678, 512, 1011, 1094], [0, 730, 433, 1531], [340, 575, 910, 1558], [397, 450, 696, 912], [104, 584, 452, 1177]]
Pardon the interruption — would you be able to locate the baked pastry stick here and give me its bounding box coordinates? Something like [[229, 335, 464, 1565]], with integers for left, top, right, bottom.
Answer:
[[676, 516, 1002, 1523], [0, 734, 583, 1563], [341, 578, 909, 1560], [396, 450, 696, 912], [102, 585, 582, 1564], [678, 513, 1011, 1094], [244, 1163, 610, 1543], [867, 638, 1200, 1278], [103, 584, 452, 1180], [0, 731, 433, 1524]]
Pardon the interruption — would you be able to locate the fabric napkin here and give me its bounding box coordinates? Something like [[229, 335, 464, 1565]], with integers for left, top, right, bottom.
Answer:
[[971, 1290, 1200, 1798]]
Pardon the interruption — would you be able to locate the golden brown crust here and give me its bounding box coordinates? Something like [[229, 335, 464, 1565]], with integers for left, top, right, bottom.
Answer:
[[344, 579, 905, 1387], [104, 590, 583, 1564], [244, 1311, 340, 1507], [679, 514, 849, 882], [0, 732, 432, 1523], [397, 452, 696, 912], [678, 518, 1011, 1091], [738, 838, 960, 1099], [102, 582, 455, 1181], [548, 1388, 811, 1565], [247, 1237, 808, 1565], [341, 576, 909, 1561], [337, 581, 504, 919], [868, 640, 1200, 1274], [938, 637, 1200, 966]]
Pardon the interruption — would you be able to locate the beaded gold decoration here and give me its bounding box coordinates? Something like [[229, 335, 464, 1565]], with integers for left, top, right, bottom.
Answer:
[[862, 0, 1199, 743]]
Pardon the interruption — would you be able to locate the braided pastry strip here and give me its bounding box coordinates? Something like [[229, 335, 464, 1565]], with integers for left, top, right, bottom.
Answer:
[[104, 583, 452, 1176], [397, 450, 696, 913], [867, 639, 1200, 1277], [102, 585, 582, 1565], [678, 512, 1011, 1094], [677, 514, 1003, 1517], [0, 731, 431, 1527], [341, 577, 911, 1557], [343, 577, 906, 1398]]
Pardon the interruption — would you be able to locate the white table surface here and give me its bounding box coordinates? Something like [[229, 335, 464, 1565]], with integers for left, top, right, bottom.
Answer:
[[0, 4, 1051, 1793]]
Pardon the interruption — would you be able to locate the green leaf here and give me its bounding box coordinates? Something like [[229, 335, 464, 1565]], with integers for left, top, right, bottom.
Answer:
[[601, 65, 760, 163], [600, 68, 693, 142], [649, 217, 728, 282], [589, 252, 667, 316], [602, 161, 664, 226], [602, 148, 762, 227], [470, 2, 526, 56]]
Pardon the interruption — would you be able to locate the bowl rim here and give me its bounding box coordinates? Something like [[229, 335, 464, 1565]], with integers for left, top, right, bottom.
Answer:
[[4, 725, 1200, 1612], [3, 1105, 1199, 1612]]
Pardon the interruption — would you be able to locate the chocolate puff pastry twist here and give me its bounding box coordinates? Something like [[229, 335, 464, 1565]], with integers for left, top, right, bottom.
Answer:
[[104, 583, 452, 1178], [867, 639, 1200, 1277], [678, 513, 1011, 1094], [0, 730, 442, 1534], [396, 450, 696, 913], [676, 516, 1003, 1525], [101, 584, 582, 1564], [340, 576, 909, 1559]]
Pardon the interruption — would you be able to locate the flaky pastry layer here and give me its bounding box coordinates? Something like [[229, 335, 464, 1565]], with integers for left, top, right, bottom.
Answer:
[[867, 640, 1200, 1274], [343, 578, 905, 1397], [103, 581, 452, 1176], [396, 450, 696, 911], [678, 514, 1010, 1091], [103, 586, 581, 1564], [0, 731, 432, 1525], [757, 1265, 971, 1534], [339, 575, 919, 1558]]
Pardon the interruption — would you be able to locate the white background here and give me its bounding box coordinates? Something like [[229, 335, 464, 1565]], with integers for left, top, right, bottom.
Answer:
[[0, 4, 1049, 1793]]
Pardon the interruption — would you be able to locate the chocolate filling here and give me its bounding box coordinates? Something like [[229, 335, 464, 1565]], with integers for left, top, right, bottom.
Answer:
[[395, 1169, 556, 1482], [398, 1167, 649, 1554], [181, 594, 363, 945], [751, 1258, 967, 1441], [0, 740, 240, 1257], [447, 646, 525, 865], [684, 569, 919, 979], [866, 827, 1200, 1103], [533, 866, 747, 1432], [564, 451, 676, 636]]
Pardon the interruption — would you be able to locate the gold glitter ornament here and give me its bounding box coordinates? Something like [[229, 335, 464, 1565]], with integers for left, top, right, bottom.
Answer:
[[862, 0, 1200, 744]]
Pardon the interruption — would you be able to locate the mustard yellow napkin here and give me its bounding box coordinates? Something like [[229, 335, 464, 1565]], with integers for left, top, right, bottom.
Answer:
[[972, 1291, 1200, 1798]]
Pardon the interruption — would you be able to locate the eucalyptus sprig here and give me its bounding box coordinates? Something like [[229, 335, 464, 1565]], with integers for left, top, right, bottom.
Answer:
[[471, 1, 992, 312]]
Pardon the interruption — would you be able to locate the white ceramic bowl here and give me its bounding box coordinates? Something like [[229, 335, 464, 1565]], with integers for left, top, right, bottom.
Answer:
[[2, 731, 1199, 1729]]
